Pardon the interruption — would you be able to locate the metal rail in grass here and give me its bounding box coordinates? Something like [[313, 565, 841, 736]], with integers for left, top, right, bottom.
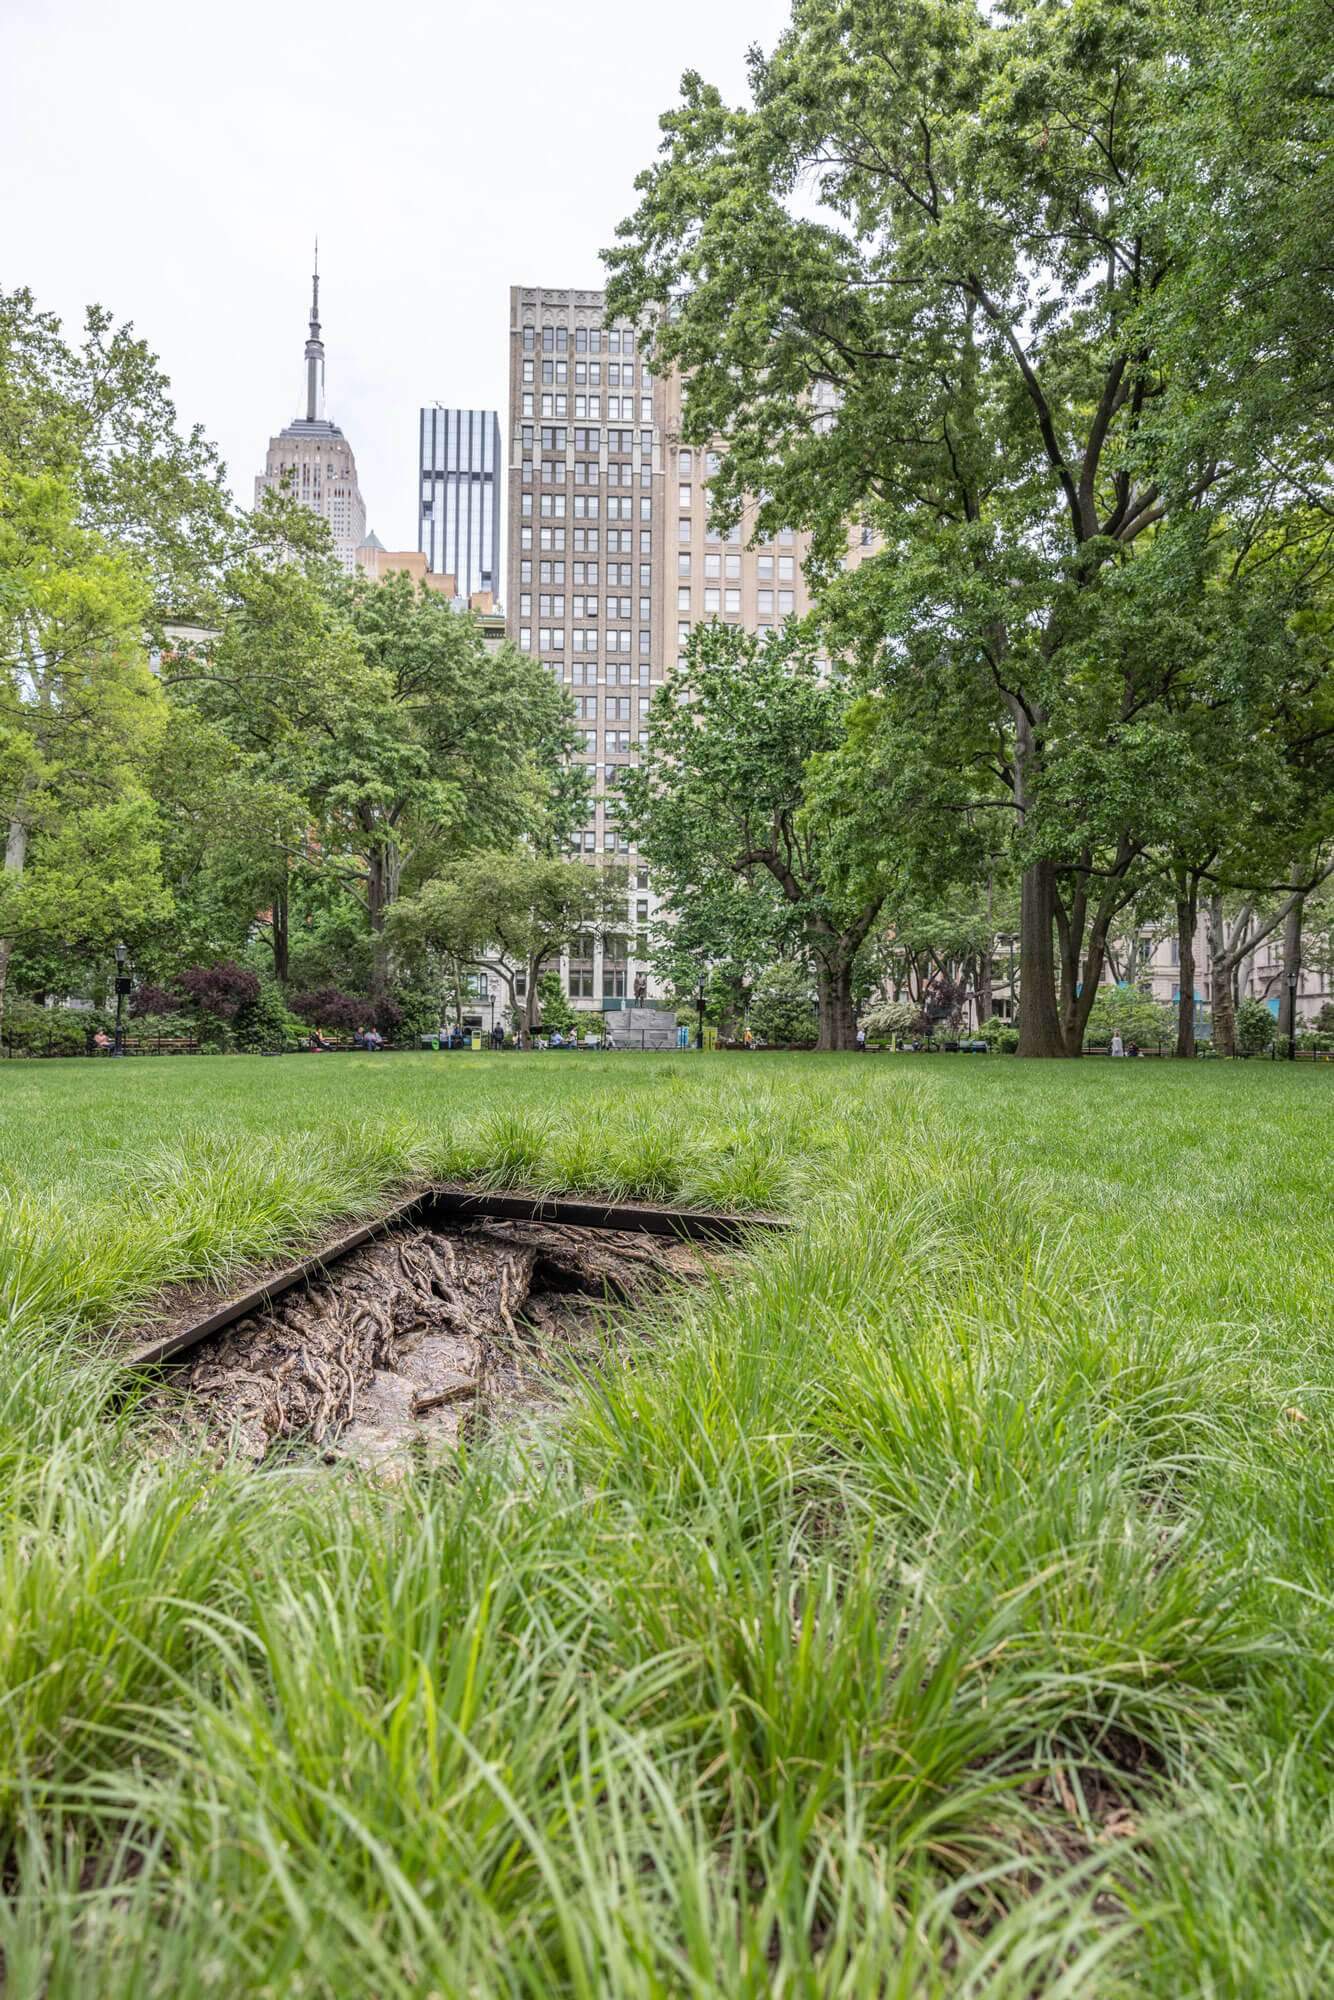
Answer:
[[125, 1187, 788, 1370]]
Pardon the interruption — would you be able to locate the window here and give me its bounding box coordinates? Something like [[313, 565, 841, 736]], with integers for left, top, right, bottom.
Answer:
[[724, 588, 741, 614], [758, 589, 774, 616], [636, 900, 649, 924], [704, 587, 720, 613], [523, 325, 535, 351], [678, 517, 691, 543], [725, 554, 741, 580], [522, 359, 534, 383], [779, 590, 795, 614], [641, 529, 653, 553], [520, 526, 532, 549], [679, 449, 693, 477], [677, 587, 691, 611], [757, 554, 774, 581], [778, 555, 795, 581], [678, 484, 692, 509]]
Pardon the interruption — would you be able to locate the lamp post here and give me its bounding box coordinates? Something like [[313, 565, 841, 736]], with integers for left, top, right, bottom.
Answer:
[[112, 941, 131, 1055], [1287, 967, 1298, 1062], [695, 982, 705, 1051]]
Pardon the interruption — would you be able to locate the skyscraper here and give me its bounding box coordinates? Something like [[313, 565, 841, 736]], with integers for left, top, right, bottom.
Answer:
[[505, 283, 814, 1023], [255, 255, 368, 573], [419, 407, 501, 602]]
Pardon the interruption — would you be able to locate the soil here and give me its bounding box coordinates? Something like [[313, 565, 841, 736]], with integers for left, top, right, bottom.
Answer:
[[147, 1221, 723, 1473]]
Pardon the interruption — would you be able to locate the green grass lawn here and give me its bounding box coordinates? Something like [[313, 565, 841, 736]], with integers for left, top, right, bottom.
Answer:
[[1, 1051, 1331, 1995]]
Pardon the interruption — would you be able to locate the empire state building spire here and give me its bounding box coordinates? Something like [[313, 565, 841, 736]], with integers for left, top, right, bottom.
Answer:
[[304, 240, 323, 423]]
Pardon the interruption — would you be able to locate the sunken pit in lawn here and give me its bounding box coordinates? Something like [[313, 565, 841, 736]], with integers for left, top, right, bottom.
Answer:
[[148, 1219, 726, 1470]]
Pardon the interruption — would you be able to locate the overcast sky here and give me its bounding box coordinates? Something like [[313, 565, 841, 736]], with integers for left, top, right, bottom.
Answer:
[[2, 0, 792, 551]]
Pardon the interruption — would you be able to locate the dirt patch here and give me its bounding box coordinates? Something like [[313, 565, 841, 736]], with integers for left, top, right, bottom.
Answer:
[[147, 1221, 722, 1472]]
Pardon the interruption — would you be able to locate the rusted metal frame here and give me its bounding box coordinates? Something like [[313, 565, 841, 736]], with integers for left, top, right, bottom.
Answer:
[[125, 1187, 786, 1371]]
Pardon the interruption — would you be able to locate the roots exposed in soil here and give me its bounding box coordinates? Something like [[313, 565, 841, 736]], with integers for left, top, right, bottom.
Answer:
[[155, 1222, 720, 1471]]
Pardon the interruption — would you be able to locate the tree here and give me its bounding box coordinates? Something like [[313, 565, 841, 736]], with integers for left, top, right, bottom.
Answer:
[[0, 287, 231, 623], [0, 462, 172, 1029], [619, 623, 891, 1049], [386, 850, 627, 1038], [607, 0, 1331, 1055], [323, 573, 587, 996], [749, 960, 818, 1046]]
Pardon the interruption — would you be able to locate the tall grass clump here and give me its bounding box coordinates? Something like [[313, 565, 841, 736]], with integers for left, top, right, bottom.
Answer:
[[0, 1053, 1329, 1993]]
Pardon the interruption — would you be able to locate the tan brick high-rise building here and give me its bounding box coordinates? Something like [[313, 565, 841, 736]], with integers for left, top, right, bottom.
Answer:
[[505, 284, 814, 1025]]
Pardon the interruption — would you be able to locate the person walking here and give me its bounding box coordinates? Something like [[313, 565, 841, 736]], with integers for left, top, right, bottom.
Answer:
[[1111, 1031, 1124, 1058]]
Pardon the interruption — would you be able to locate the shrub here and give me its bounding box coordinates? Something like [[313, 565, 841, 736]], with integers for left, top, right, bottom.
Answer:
[[1314, 1000, 1334, 1036], [860, 1000, 920, 1042], [750, 962, 818, 1046], [977, 1015, 1021, 1052], [2, 1003, 103, 1055], [176, 962, 262, 1020], [1084, 985, 1174, 1049], [130, 983, 177, 1018], [289, 988, 374, 1035], [1235, 997, 1276, 1055], [536, 973, 574, 1036], [233, 982, 304, 1052]]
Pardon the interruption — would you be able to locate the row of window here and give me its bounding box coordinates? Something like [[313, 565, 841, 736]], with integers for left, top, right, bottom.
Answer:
[[522, 324, 636, 355], [552, 661, 652, 686], [522, 494, 654, 521], [677, 551, 796, 579], [521, 394, 652, 422], [573, 695, 644, 720], [519, 525, 647, 553], [576, 730, 641, 756], [520, 561, 648, 587], [525, 628, 651, 654], [523, 461, 654, 490], [519, 596, 648, 620], [679, 587, 797, 615], [523, 359, 642, 388]]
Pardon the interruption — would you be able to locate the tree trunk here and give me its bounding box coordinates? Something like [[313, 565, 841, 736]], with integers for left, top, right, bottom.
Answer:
[[366, 839, 402, 1000], [975, 875, 994, 1024], [1208, 894, 1238, 1057], [1017, 857, 1069, 1057], [524, 952, 546, 1037], [1278, 872, 1304, 1047], [1174, 887, 1198, 1059], [0, 814, 30, 1039], [815, 953, 857, 1050], [270, 885, 289, 984]]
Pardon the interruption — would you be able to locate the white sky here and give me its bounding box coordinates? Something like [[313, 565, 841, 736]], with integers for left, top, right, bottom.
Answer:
[[1, 0, 791, 551]]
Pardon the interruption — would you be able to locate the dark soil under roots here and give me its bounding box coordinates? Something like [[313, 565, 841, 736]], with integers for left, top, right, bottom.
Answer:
[[149, 1222, 723, 1473]]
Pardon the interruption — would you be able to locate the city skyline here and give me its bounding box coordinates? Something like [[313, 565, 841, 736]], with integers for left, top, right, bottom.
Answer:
[[1, 0, 795, 551]]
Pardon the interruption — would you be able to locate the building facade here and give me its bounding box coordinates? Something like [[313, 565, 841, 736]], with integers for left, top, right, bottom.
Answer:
[[503, 284, 819, 1026], [419, 407, 501, 602], [255, 261, 368, 574]]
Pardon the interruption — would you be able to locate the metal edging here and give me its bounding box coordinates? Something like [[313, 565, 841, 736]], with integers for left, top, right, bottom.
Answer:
[[124, 1187, 787, 1370]]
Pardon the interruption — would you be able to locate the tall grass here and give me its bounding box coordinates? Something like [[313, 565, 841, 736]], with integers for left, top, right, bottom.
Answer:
[[0, 1054, 1330, 1993]]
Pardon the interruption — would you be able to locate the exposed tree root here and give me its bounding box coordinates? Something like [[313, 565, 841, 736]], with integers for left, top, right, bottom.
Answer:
[[153, 1222, 721, 1471]]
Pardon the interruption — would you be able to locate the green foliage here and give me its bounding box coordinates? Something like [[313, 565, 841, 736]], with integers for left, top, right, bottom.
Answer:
[[0, 1058, 1331, 1989], [859, 1000, 920, 1043], [232, 981, 302, 1053], [1084, 987, 1176, 1050], [620, 622, 888, 1048], [389, 849, 626, 1032], [977, 1014, 1021, 1054], [607, 0, 1334, 1055], [534, 971, 574, 1035], [1235, 997, 1277, 1056], [0, 1002, 102, 1054], [749, 961, 818, 1046]]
